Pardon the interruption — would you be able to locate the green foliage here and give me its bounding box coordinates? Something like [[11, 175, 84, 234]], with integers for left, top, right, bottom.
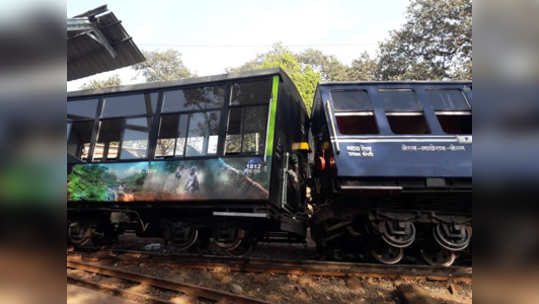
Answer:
[[228, 0, 471, 97], [68, 165, 116, 201], [376, 0, 472, 80], [228, 43, 321, 113], [125, 0, 471, 111], [348, 52, 378, 81], [133, 49, 194, 82], [296, 48, 350, 81], [80, 74, 121, 90]]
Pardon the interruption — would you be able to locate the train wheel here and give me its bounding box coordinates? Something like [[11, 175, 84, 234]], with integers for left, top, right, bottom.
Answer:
[[68, 222, 92, 247], [225, 236, 256, 257], [164, 222, 199, 252], [91, 224, 118, 248], [370, 241, 404, 265], [379, 220, 416, 248], [420, 247, 457, 267], [212, 226, 255, 257], [433, 223, 471, 252]]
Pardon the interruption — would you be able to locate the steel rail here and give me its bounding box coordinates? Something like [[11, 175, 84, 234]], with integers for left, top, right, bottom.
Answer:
[[67, 275, 172, 304], [68, 249, 472, 280], [67, 259, 271, 304]]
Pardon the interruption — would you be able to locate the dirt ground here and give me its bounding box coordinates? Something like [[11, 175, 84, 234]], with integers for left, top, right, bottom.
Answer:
[[68, 234, 472, 303], [67, 284, 136, 304], [81, 257, 471, 304]]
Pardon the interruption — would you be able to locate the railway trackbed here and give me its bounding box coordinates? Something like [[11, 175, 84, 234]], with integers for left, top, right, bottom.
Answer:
[[68, 249, 472, 282], [67, 259, 271, 304]]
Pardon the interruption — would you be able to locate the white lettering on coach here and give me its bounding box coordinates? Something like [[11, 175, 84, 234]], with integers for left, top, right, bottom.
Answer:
[[346, 145, 374, 157]]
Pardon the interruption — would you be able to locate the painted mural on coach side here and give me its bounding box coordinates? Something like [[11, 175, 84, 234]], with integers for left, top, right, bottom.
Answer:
[[68, 157, 271, 202]]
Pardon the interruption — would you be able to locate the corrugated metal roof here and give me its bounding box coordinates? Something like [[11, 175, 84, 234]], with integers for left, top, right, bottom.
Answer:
[[68, 5, 145, 81]]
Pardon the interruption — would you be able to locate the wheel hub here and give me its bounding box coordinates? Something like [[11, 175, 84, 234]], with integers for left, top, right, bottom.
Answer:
[[433, 223, 471, 251], [378, 220, 416, 248]]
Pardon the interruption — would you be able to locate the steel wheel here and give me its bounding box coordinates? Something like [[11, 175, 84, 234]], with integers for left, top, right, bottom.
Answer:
[[164, 223, 199, 252], [68, 222, 92, 247], [225, 237, 255, 257], [420, 247, 457, 267], [213, 227, 255, 257], [370, 242, 404, 265]]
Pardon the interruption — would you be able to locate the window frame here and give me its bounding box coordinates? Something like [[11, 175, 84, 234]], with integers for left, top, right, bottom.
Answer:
[[329, 89, 380, 135], [67, 76, 275, 163], [330, 89, 374, 112], [426, 88, 472, 111], [67, 91, 157, 163], [154, 112, 190, 158], [224, 79, 272, 156], [92, 115, 152, 162], [67, 119, 95, 161], [333, 111, 380, 135], [426, 88, 472, 135], [155, 109, 222, 159], [153, 83, 229, 160]]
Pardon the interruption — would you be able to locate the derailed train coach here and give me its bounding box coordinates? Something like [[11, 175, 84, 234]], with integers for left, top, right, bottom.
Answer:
[[309, 81, 472, 265], [67, 68, 310, 254]]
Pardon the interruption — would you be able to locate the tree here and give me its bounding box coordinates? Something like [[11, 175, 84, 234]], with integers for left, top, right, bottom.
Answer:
[[348, 52, 378, 81], [297, 49, 350, 81], [133, 49, 193, 82], [228, 43, 321, 113], [376, 0, 472, 80], [80, 74, 121, 90]]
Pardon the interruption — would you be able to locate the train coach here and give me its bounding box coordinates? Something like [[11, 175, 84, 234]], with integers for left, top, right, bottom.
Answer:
[[309, 81, 472, 266], [67, 68, 310, 255]]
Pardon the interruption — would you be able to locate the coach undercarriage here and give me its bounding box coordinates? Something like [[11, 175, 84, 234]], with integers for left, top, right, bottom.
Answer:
[[67, 203, 306, 256], [311, 191, 472, 266]]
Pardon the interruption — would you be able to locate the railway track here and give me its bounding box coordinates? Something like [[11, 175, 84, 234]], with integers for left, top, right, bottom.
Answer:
[[67, 259, 271, 304], [68, 248, 472, 282]]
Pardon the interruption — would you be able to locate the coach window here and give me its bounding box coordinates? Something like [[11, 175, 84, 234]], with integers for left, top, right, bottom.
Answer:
[[379, 88, 430, 134], [68, 120, 93, 160], [162, 86, 225, 112], [158, 85, 225, 158], [94, 118, 149, 161], [101, 93, 148, 117], [67, 98, 98, 160], [330, 90, 379, 134], [155, 114, 188, 157], [186, 111, 221, 156], [225, 80, 271, 155], [93, 93, 151, 161], [428, 89, 472, 134]]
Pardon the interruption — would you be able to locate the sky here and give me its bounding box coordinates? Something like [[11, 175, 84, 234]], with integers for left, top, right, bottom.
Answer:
[[67, 0, 409, 91]]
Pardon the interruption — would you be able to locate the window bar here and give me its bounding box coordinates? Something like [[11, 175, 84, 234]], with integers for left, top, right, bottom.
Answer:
[[171, 118, 177, 157], [183, 113, 191, 156], [87, 98, 104, 161], [326, 101, 340, 154], [239, 107, 245, 153]]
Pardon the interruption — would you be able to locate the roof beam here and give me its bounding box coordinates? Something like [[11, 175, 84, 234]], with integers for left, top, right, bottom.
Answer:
[[67, 17, 117, 58]]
